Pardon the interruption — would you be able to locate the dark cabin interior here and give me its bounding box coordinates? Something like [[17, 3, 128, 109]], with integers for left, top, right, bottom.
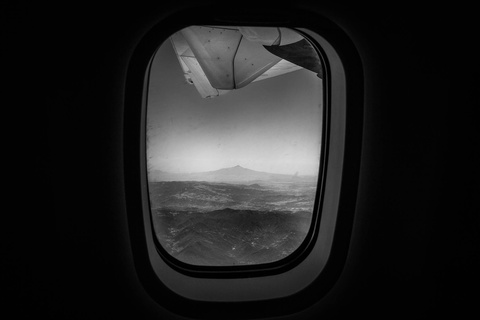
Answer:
[[5, 2, 478, 319]]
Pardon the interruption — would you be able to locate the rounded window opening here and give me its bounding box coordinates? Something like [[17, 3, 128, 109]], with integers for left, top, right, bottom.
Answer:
[[146, 26, 324, 267]]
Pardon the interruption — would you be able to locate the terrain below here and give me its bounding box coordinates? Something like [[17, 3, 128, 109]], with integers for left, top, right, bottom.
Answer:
[[149, 180, 316, 266]]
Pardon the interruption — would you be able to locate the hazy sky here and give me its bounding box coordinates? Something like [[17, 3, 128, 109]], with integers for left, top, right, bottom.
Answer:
[[147, 32, 323, 176]]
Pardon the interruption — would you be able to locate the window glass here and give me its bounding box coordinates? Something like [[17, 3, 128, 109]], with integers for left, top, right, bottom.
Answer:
[[147, 26, 323, 266]]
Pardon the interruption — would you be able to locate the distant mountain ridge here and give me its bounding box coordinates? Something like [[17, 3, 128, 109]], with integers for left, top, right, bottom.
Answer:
[[149, 165, 315, 183]]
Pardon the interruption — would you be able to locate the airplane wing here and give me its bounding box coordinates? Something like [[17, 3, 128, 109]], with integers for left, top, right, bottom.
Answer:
[[170, 31, 230, 98], [170, 26, 320, 98]]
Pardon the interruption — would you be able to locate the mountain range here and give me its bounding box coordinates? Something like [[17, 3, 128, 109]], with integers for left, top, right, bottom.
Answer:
[[149, 165, 316, 183]]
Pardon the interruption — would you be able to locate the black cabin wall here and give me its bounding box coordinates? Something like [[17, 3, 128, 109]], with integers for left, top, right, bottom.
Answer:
[[6, 2, 478, 319]]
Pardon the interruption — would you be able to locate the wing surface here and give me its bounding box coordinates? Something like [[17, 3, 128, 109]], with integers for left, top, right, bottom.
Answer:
[[170, 26, 314, 98]]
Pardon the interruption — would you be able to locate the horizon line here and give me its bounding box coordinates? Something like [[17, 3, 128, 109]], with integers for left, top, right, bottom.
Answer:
[[149, 164, 318, 176]]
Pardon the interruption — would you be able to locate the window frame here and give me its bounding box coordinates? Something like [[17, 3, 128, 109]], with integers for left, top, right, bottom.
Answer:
[[124, 5, 363, 318]]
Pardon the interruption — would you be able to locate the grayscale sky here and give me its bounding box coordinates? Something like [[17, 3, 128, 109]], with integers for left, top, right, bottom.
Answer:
[[147, 33, 323, 176]]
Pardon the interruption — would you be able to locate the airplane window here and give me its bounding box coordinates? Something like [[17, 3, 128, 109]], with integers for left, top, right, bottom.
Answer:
[[146, 26, 323, 267]]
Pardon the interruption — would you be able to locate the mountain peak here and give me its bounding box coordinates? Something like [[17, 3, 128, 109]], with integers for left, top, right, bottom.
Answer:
[[209, 165, 261, 176]]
